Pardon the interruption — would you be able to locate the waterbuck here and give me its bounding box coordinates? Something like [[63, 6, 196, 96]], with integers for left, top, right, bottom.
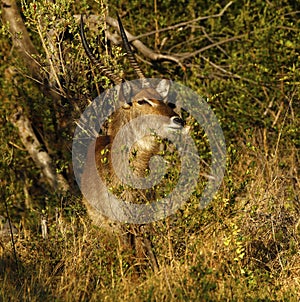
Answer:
[[79, 14, 184, 270]]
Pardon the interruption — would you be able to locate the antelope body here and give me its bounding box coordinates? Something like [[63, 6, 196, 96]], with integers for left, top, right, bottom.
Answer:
[[79, 15, 184, 268]]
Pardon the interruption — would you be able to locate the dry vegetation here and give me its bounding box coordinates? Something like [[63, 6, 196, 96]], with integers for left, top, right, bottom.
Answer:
[[1, 0, 299, 301]]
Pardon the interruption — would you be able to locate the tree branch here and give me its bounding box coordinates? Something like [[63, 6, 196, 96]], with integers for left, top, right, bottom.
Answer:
[[106, 16, 185, 69], [10, 106, 69, 192], [80, 3, 233, 70], [2, 0, 70, 193], [2, 0, 41, 80]]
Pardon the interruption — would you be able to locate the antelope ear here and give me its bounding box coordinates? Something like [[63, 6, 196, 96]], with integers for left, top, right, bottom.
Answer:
[[156, 79, 171, 100], [119, 81, 133, 108]]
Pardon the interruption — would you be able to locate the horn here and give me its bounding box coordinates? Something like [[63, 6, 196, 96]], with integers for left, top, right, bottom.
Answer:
[[80, 15, 123, 84], [117, 14, 145, 79]]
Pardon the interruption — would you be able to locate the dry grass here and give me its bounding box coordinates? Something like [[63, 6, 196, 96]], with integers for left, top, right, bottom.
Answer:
[[1, 126, 299, 301]]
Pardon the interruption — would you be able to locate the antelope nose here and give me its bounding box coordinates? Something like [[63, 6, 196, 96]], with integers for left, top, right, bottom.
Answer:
[[171, 116, 184, 128]]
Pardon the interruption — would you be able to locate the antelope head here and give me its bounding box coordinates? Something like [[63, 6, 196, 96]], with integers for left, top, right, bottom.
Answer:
[[79, 14, 184, 142]]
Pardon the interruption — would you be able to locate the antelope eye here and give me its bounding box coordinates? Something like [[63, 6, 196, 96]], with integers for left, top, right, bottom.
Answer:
[[172, 116, 184, 126], [168, 103, 176, 109]]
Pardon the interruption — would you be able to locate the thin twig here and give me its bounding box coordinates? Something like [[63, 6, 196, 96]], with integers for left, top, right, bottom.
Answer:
[[132, 2, 233, 41], [4, 199, 19, 275], [200, 26, 228, 56], [179, 35, 244, 60], [37, 18, 65, 97], [198, 55, 259, 85], [274, 97, 293, 159]]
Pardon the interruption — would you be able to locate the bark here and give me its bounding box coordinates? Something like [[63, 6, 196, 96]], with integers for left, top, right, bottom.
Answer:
[[2, 0, 41, 80], [10, 106, 69, 192]]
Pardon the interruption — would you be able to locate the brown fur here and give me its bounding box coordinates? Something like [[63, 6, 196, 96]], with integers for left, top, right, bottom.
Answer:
[[79, 16, 184, 271]]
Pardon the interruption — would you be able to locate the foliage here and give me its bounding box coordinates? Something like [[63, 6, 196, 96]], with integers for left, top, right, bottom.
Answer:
[[0, 0, 299, 301]]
